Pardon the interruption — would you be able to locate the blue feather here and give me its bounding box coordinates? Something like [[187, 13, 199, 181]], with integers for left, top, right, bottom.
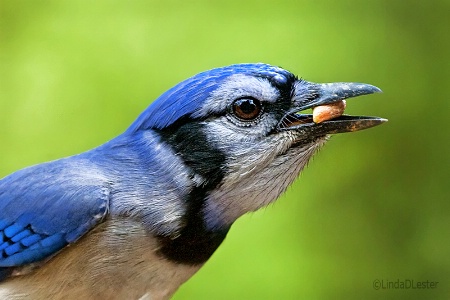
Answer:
[[20, 234, 43, 247], [127, 63, 292, 131], [0, 158, 110, 267], [10, 229, 33, 243]]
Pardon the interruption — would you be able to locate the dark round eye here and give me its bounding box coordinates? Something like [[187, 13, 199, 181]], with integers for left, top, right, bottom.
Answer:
[[232, 98, 262, 121]]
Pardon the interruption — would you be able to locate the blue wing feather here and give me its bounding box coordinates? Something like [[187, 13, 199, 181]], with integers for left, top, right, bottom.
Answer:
[[0, 157, 110, 269]]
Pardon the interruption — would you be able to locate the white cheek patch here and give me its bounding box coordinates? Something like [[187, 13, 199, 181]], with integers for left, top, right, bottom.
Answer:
[[192, 74, 280, 118], [203, 138, 327, 230]]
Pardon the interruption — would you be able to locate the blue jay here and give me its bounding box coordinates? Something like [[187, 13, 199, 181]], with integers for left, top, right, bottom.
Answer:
[[0, 63, 385, 299]]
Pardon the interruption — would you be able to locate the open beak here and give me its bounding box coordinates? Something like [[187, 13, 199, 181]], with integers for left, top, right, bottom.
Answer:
[[277, 81, 387, 136]]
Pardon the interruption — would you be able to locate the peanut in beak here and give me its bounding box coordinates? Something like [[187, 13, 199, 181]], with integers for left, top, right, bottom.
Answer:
[[312, 100, 346, 123]]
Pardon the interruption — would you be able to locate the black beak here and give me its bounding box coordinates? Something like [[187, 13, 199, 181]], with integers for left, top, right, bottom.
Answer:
[[278, 81, 387, 135]]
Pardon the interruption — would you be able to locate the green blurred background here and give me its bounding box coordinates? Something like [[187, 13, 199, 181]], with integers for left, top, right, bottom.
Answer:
[[1, 1, 449, 299]]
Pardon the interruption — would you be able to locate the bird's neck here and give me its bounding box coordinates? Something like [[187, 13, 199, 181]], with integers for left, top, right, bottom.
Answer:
[[88, 131, 231, 265]]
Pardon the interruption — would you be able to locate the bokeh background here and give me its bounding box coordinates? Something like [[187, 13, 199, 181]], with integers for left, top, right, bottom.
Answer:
[[1, 1, 449, 299]]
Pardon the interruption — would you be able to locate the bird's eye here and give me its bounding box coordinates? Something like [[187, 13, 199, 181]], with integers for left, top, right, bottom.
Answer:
[[232, 98, 262, 121]]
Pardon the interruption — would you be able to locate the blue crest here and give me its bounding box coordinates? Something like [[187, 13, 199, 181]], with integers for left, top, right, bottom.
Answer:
[[126, 63, 293, 132]]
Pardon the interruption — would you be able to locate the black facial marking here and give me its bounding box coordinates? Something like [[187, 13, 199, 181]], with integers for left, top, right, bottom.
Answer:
[[255, 70, 296, 100], [156, 122, 229, 264], [159, 122, 225, 187], [152, 70, 298, 264], [258, 72, 298, 122]]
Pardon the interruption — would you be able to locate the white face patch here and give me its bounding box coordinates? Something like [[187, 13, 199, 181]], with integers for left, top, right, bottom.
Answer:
[[191, 74, 280, 119], [175, 71, 329, 230], [191, 74, 328, 229], [203, 136, 327, 229]]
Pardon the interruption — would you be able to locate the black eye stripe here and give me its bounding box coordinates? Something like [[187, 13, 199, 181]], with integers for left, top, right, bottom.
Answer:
[[232, 98, 262, 121]]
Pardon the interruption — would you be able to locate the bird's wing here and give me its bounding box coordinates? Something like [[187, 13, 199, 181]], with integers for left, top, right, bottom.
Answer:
[[0, 160, 110, 272]]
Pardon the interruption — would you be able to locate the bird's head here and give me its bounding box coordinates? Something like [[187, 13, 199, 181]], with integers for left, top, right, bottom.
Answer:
[[127, 63, 385, 232]]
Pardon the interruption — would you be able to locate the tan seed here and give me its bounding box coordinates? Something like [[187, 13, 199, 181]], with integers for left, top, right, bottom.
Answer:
[[312, 100, 346, 123]]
